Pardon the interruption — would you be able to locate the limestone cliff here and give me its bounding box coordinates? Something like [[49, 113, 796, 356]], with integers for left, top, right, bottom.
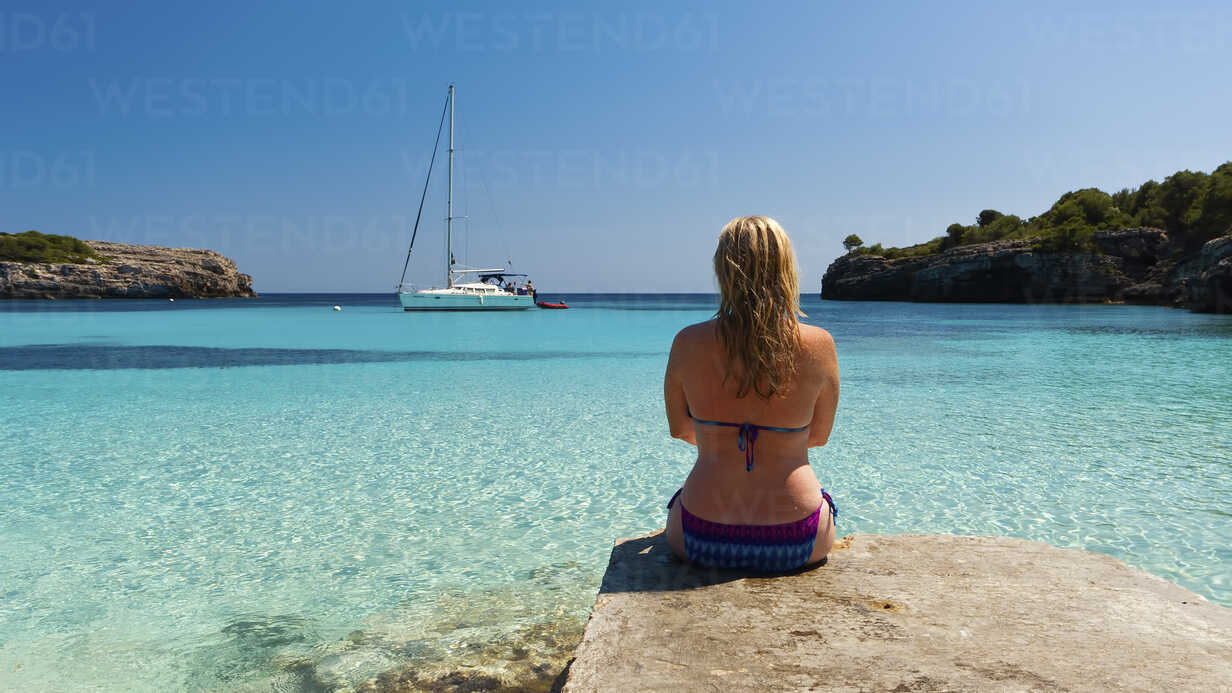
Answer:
[[821, 228, 1232, 313], [0, 240, 256, 299]]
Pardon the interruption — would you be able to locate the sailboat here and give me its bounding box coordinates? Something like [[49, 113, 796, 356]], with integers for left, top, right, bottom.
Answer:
[[397, 85, 534, 311]]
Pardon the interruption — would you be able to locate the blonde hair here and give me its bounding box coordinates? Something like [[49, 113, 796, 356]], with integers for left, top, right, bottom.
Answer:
[[713, 216, 805, 399]]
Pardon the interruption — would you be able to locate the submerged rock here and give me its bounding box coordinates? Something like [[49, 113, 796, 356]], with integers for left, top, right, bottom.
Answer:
[[563, 532, 1232, 692], [0, 240, 255, 298], [821, 229, 1232, 313], [251, 580, 589, 693]]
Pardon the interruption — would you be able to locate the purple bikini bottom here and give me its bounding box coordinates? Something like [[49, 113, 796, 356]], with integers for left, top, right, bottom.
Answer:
[[667, 487, 838, 572]]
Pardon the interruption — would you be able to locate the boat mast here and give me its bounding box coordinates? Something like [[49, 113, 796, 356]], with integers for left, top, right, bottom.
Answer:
[[446, 84, 454, 288]]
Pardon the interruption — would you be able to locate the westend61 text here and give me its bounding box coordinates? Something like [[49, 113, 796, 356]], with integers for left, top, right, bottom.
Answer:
[[89, 77, 415, 118], [0, 13, 95, 52], [402, 11, 718, 52]]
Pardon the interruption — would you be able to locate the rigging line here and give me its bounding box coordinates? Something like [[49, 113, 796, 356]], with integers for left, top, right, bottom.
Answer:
[[398, 89, 450, 288], [475, 159, 505, 263], [476, 146, 508, 265], [458, 111, 508, 267], [456, 116, 472, 266], [459, 128, 470, 265]]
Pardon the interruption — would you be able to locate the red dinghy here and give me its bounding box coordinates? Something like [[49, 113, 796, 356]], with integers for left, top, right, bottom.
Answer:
[[536, 301, 569, 309]]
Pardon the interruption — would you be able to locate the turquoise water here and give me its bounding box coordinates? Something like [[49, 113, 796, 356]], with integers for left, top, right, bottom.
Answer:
[[1, 295, 1229, 691]]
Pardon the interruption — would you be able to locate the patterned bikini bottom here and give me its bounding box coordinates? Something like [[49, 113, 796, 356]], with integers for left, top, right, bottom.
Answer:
[[667, 486, 838, 572]]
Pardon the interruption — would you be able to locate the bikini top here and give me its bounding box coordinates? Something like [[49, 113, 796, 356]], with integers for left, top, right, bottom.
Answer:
[[688, 409, 810, 472]]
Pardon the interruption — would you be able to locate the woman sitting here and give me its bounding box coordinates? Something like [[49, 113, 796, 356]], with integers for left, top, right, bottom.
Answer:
[[663, 216, 840, 572]]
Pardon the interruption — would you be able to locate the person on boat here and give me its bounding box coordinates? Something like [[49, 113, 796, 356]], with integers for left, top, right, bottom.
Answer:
[[526, 280, 536, 300], [663, 215, 839, 572]]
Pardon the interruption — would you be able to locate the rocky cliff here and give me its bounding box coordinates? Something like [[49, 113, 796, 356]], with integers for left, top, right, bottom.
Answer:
[[821, 228, 1232, 313], [0, 240, 256, 299]]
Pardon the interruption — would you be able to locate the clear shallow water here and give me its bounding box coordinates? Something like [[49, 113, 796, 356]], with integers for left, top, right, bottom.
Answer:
[[1, 294, 1229, 690]]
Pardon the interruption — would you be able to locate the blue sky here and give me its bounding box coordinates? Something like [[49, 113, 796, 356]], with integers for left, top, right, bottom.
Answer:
[[4, 0, 1231, 292]]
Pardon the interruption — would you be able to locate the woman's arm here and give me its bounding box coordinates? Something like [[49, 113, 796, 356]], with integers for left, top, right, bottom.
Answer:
[[807, 328, 840, 447], [664, 330, 697, 445]]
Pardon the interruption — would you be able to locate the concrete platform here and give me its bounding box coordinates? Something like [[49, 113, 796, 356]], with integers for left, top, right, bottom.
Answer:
[[561, 532, 1232, 692]]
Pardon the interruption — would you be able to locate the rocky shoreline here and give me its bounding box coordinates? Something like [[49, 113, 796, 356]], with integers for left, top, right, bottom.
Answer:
[[0, 240, 255, 299], [821, 228, 1232, 313], [562, 531, 1232, 692], [213, 594, 586, 693]]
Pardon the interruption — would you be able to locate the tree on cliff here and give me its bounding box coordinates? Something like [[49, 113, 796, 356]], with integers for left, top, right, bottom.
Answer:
[[1195, 162, 1232, 242], [1110, 165, 1232, 249], [0, 230, 102, 264], [842, 161, 1232, 260], [843, 234, 864, 252], [977, 210, 1003, 227]]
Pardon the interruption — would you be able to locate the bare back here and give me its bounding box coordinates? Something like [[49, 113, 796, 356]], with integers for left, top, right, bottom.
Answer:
[[664, 319, 839, 525]]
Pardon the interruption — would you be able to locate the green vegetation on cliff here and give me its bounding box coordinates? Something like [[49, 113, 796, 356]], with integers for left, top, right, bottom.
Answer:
[[0, 230, 105, 264], [848, 162, 1232, 259]]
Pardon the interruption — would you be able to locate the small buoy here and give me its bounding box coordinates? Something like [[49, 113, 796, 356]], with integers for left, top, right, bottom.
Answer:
[[333, 305, 341, 311], [168, 298, 175, 302]]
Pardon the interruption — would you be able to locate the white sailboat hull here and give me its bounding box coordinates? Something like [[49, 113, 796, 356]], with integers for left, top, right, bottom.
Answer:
[[399, 291, 533, 311]]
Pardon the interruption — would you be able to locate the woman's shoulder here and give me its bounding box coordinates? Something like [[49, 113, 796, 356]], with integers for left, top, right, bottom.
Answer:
[[797, 323, 836, 362], [672, 319, 718, 346], [798, 322, 834, 344]]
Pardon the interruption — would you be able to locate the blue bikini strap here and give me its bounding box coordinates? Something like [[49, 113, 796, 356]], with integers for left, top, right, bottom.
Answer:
[[666, 487, 683, 510], [820, 487, 838, 524], [688, 410, 809, 471]]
